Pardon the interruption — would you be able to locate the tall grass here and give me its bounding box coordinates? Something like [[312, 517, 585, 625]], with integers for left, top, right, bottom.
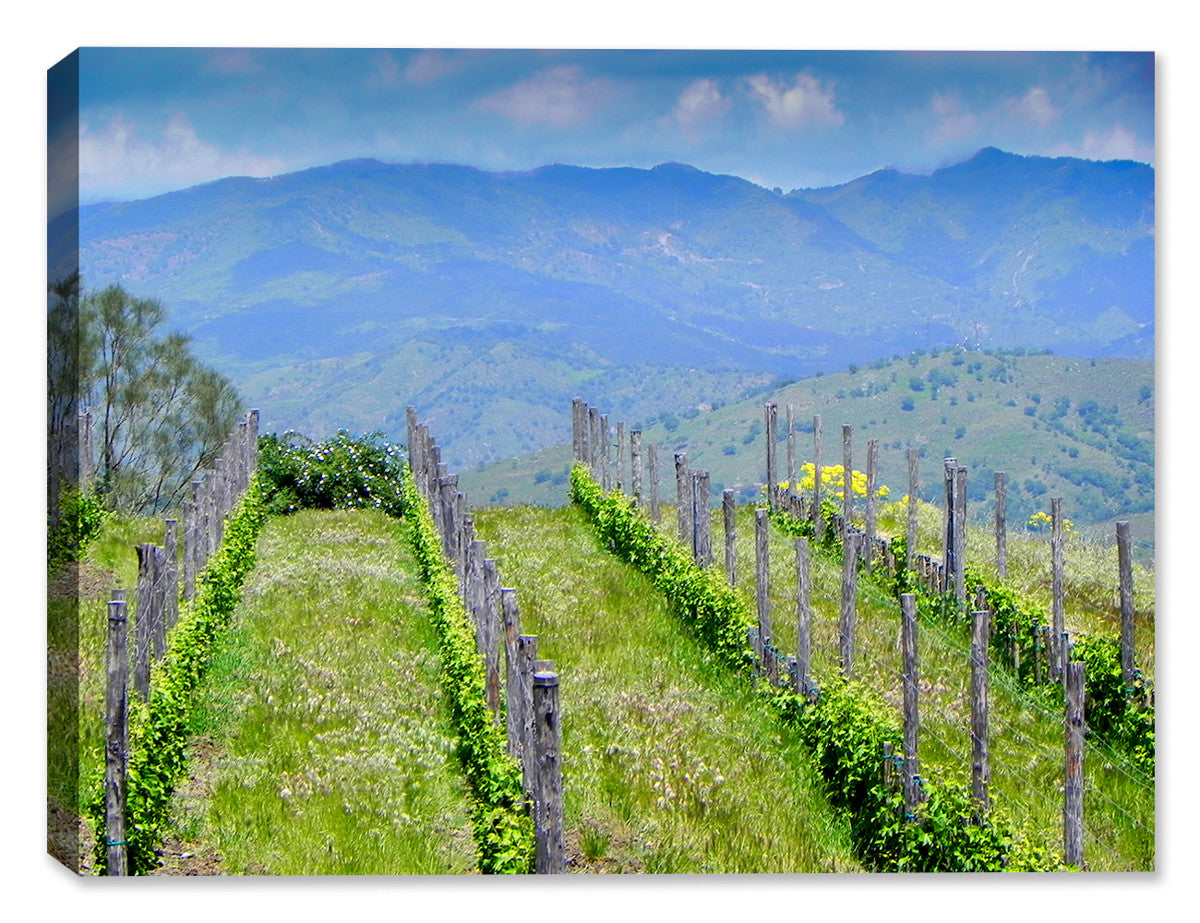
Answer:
[[473, 503, 861, 873], [180, 509, 477, 874], [722, 499, 1153, 870]]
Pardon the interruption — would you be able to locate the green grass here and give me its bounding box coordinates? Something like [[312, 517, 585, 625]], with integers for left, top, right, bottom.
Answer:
[[177, 509, 477, 874], [473, 503, 861, 873], [46, 512, 174, 871], [726, 498, 1153, 870]]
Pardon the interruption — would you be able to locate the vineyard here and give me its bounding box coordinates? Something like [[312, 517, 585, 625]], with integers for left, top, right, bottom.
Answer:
[[48, 397, 1155, 875]]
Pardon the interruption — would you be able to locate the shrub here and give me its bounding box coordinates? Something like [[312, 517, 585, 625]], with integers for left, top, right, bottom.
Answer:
[[48, 489, 105, 570], [257, 431, 406, 517]]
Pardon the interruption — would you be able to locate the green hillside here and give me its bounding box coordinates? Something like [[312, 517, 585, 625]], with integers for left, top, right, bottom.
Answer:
[[460, 349, 1155, 559]]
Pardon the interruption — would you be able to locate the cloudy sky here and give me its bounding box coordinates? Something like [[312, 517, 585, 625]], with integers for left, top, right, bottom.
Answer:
[[52, 48, 1154, 213]]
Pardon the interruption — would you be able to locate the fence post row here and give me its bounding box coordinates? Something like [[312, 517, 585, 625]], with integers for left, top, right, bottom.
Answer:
[[408, 407, 564, 871]]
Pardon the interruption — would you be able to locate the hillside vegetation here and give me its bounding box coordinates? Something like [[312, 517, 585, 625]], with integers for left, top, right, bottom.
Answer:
[[462, 349, 1154, 558]]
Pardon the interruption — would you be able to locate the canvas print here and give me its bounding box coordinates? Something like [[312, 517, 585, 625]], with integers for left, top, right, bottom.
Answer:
[[47, 49, 1155, 876]]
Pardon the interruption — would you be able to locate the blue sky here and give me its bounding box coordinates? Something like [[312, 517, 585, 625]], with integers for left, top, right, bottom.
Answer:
[[55, 48, 1154, 212]]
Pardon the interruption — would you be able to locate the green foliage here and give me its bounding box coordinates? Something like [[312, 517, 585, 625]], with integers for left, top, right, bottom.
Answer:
[[47, 489, 105, 570], [88, 478, 268, 873], [64, 284, 243, 513], [1070, 635, 1155, 776], [256, 431, 407, 517], [398, 467, 534, 873], [570, 465, 1042, 871]]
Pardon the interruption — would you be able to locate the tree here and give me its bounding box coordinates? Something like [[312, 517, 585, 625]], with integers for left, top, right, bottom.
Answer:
[[66, 283, 242, 513]]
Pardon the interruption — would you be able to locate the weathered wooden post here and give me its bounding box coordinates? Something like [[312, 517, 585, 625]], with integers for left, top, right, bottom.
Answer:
[[104, 591, 129, 876], [1064, 660, 1086, 868], [600, 413, 611, 491], [786, 404, 796, 494], [954, 466, 967, 605], [482, 557, 502, 716], [994, 472, 1008, 579], [765, 403, 779, 508], [517, 635, 538, 790], [184, 480, 200, 599], [675, 452, 691, 547], [616, 421, 627, 493], [648, 444, 661, 524], [1051, 498, 1066, 682], [571, 398, 583, 463], [532, 669, 566, 874], [840, 533, 859, 677], [133, 544, 157, 701], [1116, 521, 1136, 691], [900, 594, 921, 816], [631, 430, 643, 506], [812, 415, 823, 539], [589, 407, 602, 481], [755, 509, 771, 668], [906, 449, 919, 572], [692, 470, 712, 567], [502, 590, 524, 761], [943, 457, 956, 596], [723, 489, 737, 586], [971, 608, 991, 821], [841, 425, 853, 528], [163, 520, 179, 633], [865, 438, 879, 569], [796, 537, 813, 700]]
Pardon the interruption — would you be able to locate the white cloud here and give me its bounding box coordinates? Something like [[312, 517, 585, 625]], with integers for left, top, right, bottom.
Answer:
[[405, 50, 461, 85], [1008, 86, 1060, 128], [1050, 125, 1154, 164], [929, 92, 979, 143], [745, 73, 843, 130], [79, 112, 288, 201], [671, 78, 730, 137], [474, 66, 614, 127]]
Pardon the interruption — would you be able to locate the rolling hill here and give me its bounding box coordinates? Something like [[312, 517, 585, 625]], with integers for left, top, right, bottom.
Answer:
[[55, 149, 1154, 475]]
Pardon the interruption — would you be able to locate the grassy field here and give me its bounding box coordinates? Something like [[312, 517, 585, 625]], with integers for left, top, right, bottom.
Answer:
[[474, 503, 862, 873], [162, 508, 478, 874], [725, 496, 1155, 870]]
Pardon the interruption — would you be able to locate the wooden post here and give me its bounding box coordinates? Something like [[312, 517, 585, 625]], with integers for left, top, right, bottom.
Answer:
[[900, 594, 920, 816], [954, 466, 967, 605], [482, 557, 502, 716], [648, 444, 661, 524], [163, 521, 179, 633], [532, 670, 566, 874], [600, 413, 611, 491], [943, 457, 956, 596], [755, 509, 771, 666], [133, 544, 156, 701], [840, 533, 858, 677], [104, 592, 129, 876], [516, 635, 538, 791], [786, 403, 796, 493], [841, 425, 853, 527], [616, 421, 627, 493], [994, 472, 1008, 579], [723, 489, 737, 586], [675, 452, 691, 547], [502, 590, 523, 761], [812, 415, 823, 539], [907, 449, 919, 571], [571, 398, 583, 463], [583, 408, 597, 480], [185, 480, 200, 599], [765, 403, 778, 507], [971, 609, 991, 820], [796, 537, 813, 700], [1051, 498, 1065, 682], [692, 470, 711, 566], [1117, 521, 1136, 690], [631, 430, 643, 506], [1064, 661, 1086, 868], [865, 438, 879, 569]]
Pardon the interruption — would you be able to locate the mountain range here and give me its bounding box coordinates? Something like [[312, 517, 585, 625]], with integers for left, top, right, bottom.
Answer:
[[52, 147, 1155, 473]]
